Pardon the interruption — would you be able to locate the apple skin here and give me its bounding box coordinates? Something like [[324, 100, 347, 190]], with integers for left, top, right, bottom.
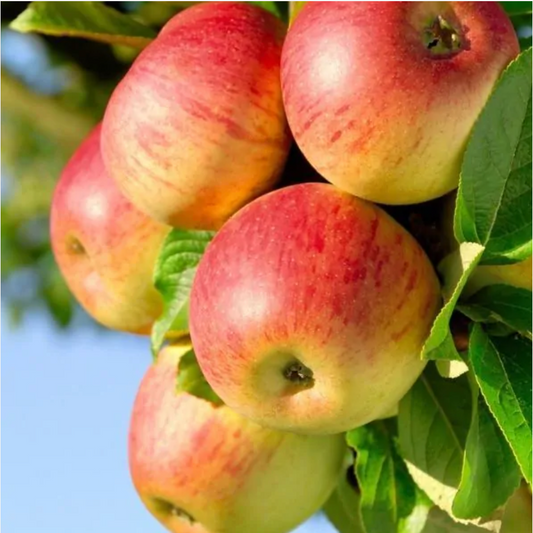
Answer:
[[466, 257, 532, 296], [129, 342, 347, 533], [501, 484, 532, 533], [102, 2, 291, 230], [50, 124, 170, 334], [281, 2, 519, 205], [189, 183, 441, 435]]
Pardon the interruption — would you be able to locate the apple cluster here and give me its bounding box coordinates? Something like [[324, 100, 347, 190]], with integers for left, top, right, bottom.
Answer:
[[49, 2, 520, 533]]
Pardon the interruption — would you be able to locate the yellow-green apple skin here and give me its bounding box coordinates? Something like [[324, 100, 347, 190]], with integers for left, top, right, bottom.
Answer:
[[466, 257, 532, 296], [129, 343, 347, 533], [50, 124, 170, 334], [190, 183, 441, 435], [441, 192, 532, 297], [102, 2, 291, 230], [281, 2, 519, 205]]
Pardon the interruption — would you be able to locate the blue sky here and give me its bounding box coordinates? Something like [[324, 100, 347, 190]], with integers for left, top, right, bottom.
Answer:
[[2, 308, 336, 533], [2, 310, 158, 532]]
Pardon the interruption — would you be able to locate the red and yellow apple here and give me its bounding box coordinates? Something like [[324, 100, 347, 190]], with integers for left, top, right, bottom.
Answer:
[[50, 124, 170, 334], [129, 342, 347, 533], [281, 2, 519, 205], [102, 2, 291, 230], [190, 183, 441, 435]]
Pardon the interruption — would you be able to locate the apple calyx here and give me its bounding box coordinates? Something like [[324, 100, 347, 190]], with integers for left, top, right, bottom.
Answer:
[[170, 506, 195, 524], [424, 15, 462, 57], [66, 235, 86, 255], [283, 360, 315, 390], [155, 497, 196, 525]]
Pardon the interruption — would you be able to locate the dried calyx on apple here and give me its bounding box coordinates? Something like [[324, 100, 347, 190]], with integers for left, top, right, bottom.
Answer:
[[423, 14, 462, 55], [65, 235, 86, 256], [283, 359, 315, 390]]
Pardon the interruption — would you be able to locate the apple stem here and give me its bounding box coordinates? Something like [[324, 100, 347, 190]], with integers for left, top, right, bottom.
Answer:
[[283, 361, 314, 389], [424, 15, 461, 56]]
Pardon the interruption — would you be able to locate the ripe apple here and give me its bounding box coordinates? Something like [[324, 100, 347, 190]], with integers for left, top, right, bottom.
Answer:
[[441, 192, 532, 297], [189, 183, 441, 435], [281, 2, 519, 205], [129, 342, 347, 533], [102, 2, 291, 230], [50, 124, 170, 334]]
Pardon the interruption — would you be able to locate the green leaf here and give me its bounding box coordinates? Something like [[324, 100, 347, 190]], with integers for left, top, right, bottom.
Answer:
[[289, 1, 306, 23], [252, 2, 287, 19], [136, 2, 287, 28], [458, 285, 532, 337], [400, 487, 434, 533], [151, 229, 215, 356], [427, 332, 464, 363], [501, 2, 533, 16], [176, 348, 223, 405], [452, 380, 521, 519], [347, 421, 420, 533], [10, 1, 156, 48], [469, 325, 532, 483], [166, 300, 190, 338], [455, 49, 532, 264], [134, 2, 197, 28], [484, 322, 516, 338], [398, 365, 472, 492], [421, 507, 490, 532], [398, 365, 483, 524], [423, 243, 484, 360], [323, 473, 365, 533], [436, 360, 469, 379]]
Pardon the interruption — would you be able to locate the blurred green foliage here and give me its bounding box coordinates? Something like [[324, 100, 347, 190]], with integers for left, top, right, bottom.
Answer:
[[1, 2, 132, 327]]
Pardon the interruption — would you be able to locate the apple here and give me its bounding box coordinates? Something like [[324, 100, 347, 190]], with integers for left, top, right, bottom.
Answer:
[[189, 183, 441, 435], [129, 342, 347, 533], [281, 2, 519, 205], [501, 484, 532, 533], [50, 124, 170, 334], [441, 192, 532, 297], [102, 2, 291, 230], [466, 257, 532, 296]]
